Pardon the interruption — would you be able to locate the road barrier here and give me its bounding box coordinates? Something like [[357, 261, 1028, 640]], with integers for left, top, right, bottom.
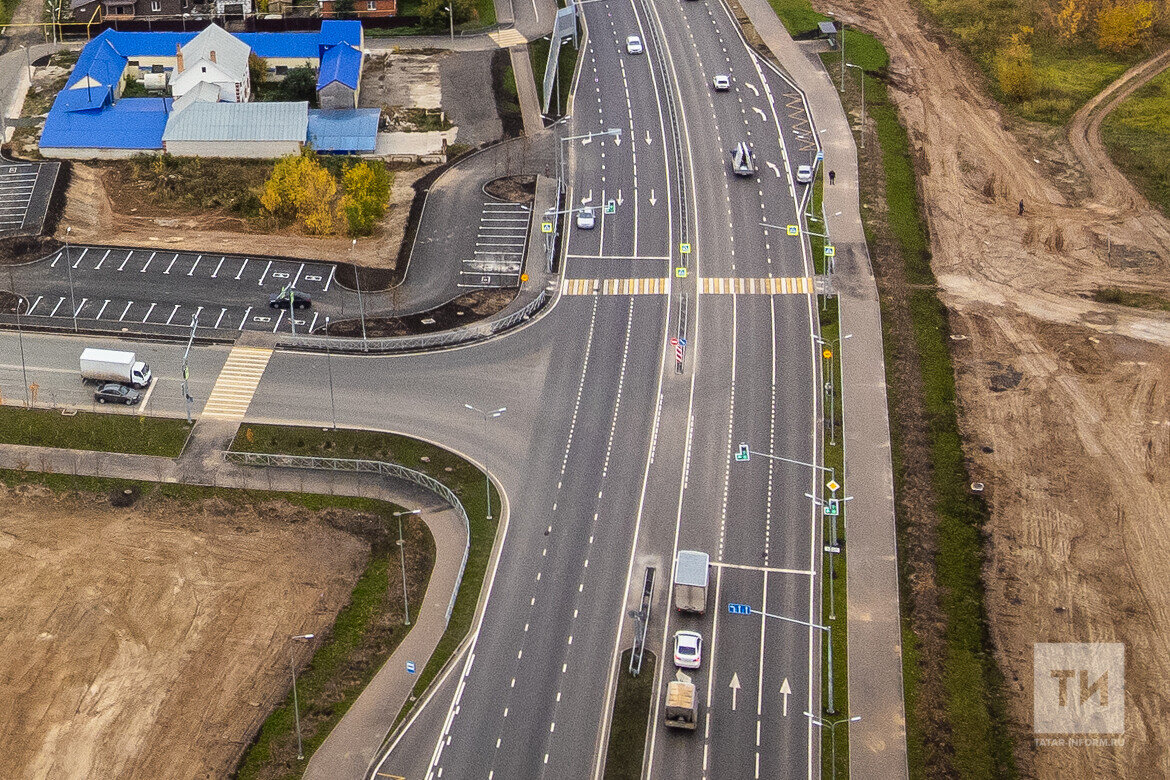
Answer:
[[224, 451, 471, 627]]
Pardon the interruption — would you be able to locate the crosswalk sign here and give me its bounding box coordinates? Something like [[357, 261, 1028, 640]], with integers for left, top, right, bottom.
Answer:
[[824, 245, 835, 257], [541, 221, 553, 233], [680, 242, 692, 254], [787, 225, 799, 236]]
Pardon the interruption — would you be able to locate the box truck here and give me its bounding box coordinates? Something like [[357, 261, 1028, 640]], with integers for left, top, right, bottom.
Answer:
[[673, 550, 710, 613], [80, 348, 152, 388], [664, 671, 698, 730]]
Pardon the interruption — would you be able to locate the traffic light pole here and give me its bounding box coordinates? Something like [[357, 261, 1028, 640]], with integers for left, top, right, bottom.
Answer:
[[181, 314, 198, 423]]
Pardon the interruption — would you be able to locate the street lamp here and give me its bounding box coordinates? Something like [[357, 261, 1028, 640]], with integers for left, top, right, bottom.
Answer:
[[64, 226, 78, 332], [350, 238, 367, 348], [814, 333, 852, 446], [445, 4, 454, 42], [557, 127, 622, 190], [289, 633, 316, 761], [464, 403, 505, 520], [845, 63, 865, 149], [393, 509, 422, 625], [805, 713, 860, 780], [324, 316, 337, 430], [751, 606, 836, 713]]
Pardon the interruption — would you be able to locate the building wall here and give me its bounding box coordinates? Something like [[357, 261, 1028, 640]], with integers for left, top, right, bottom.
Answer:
[[41, 146, 159, 160], [162, 139, 303, 157], [263, 56, 318, 80], [318, 81, 355, 110], [319, 0, 396, 18]]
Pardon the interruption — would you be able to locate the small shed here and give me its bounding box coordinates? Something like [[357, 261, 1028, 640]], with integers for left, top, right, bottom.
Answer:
[[316, 43, 362, 110], [818, 20, 840, 46], [307, 108, 379, 154]]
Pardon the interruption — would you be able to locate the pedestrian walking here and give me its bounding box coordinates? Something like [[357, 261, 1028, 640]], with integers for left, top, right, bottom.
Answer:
[[1018, 199, 1024, 216], [829, 170, 836, 185]]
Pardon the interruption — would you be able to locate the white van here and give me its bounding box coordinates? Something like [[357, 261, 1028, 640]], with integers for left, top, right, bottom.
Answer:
[[730, 142, 756, 176]]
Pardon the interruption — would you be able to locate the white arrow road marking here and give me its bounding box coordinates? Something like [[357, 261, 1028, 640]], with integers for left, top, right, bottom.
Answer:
[[614, 134, 621, 146], [582, 136, 593, 145], [645, 129, 652, 145], [649, 188, 657, 206], [766, 161, 781, 178], [730, 672, 742, 711], [617, 189, 624, 206], [582, 190, 593, 204], [780, 678, 791, 716], [752, 106, 767, 121], [745, 82, 760, 96]]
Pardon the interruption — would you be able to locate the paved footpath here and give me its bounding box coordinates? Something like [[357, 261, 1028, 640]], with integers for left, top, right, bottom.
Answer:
[[0, 420, 469, 780], [734, 0, 910, 777]]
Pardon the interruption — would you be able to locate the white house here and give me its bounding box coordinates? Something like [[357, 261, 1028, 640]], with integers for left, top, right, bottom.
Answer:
[[171, 24, 252, 103]]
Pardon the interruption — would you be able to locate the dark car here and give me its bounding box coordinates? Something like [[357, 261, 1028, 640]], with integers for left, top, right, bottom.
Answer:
[[269, 288, 312, 310], [95, 382, 142, 405]]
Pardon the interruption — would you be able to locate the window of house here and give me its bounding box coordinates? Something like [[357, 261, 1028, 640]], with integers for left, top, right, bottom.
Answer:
[[201, 66, 207, 73], [150, 0, 160, 10], [152, 64, 164, 73], [275, 65, 288, 75], [367, 0, 377, 8], [128, 60, 140, 68]]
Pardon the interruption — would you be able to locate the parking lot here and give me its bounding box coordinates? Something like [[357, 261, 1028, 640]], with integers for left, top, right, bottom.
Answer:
[[0, 158, 59, 235], [460, 200, 530, 288], [5, 246, 364, 337]]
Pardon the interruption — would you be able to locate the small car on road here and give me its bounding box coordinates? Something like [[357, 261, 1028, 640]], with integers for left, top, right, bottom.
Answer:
[[269, 287, 312, 310], [626, 35, 643, 54], [796, 164, 814, 184], [576, 206, 596, 230], [95, 382, 142, 405], [673, 630, 703, 669], [712, 74, 731, 91]]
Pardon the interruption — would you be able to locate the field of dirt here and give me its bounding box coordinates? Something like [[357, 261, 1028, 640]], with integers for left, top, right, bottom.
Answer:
[[828, 0, 1170, 774], [0, 483, 370, 779], [57, 162, 434, 270]]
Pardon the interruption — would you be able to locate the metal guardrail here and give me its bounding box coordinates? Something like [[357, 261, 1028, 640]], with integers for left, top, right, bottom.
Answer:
[[275, 289, 551, 353], [224, 451, 472, 627]]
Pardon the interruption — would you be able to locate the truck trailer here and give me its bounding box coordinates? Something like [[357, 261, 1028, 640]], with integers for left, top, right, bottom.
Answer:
[[80, 348, 152, 389]]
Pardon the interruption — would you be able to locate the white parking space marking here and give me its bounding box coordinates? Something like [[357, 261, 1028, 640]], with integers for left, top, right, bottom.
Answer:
[[462, 200, 530, 288], [141, 251, 156, 272], [164, 255, 177, 274], [211, 257, 225, 278], [26, 295, 42, 314], [94, 249, 111, 270], [119, 301, 133, 321], [238, 306, 252, 330], [214, 307, 227, 329], [49, 297, 64, 316], [236, 258, 249, 280], [323, 265, 336, 291], [259, 260, 272, 286], [95, 299, 109, 319], [118, 251, 132, 271], [141, 302, 156, 322], [188, 255, 202, 276], [165, 304, 181, 325]]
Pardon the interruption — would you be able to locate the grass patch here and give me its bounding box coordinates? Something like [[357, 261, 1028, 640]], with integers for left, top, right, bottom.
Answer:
[[1102, 68, 1170, 217], [472, 0, 496, 27], [0, 405, 191, 456], [492, 48, 524, 138], [603, 650, 656, 779], [1091, 286, 1170, 311], [100, 154, 272, 221], [824, 38, 1017, 779], [229, 425, 501, 734]]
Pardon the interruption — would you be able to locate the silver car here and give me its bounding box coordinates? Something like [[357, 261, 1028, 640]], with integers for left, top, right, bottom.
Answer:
[[712, 74, 731, 91], [576, 206, 596, 229], [626, 35, 643, 54], [796, 164, 814, 184]]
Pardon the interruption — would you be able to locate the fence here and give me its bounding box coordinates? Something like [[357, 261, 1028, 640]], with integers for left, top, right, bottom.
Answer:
[[224, 450, 471, 627], [276, 288, 551, 353]]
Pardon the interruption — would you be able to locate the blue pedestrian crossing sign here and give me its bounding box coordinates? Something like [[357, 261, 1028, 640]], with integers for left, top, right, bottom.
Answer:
[[676, 266, 687, 278], [824, 245, 835, 257], [735, 443, 750, 461], [541, 221, 553, 233], [787, 225, 800, 236], [728, 603, 752, 615], [406, 661, 416, 674], [680, 242, 692, 254]]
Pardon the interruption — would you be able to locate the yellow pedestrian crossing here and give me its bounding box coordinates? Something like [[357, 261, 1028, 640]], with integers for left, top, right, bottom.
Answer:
[[201, 346, 274, 421], [561, 277, 670, 296], [489, 29, 528, 47], [699, 276, 812, 295]]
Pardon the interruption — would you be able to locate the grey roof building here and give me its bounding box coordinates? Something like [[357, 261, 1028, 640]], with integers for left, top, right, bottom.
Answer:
[[163, 101, 309, 157]]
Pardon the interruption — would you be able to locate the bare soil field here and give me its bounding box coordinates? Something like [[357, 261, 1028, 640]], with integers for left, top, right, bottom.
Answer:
[[0, 482, 370, 780], [57, 162, 434, 270], [830, 0, 1170, 774]]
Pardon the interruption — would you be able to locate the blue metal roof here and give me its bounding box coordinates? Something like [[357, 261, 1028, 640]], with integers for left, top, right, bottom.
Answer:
[[237, 32, 322, 60], [307, 108, 378, 153], [316, 43, 361, 90], [40, 97, 171, 150], [319, 20, 363, 48], [64, 34, 128, 93], [98, 30, 195, 57]]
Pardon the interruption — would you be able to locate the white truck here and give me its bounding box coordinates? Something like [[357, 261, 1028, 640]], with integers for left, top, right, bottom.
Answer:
[[673, 550, 710, 613], [664, 671, 698, 730], [80, 348, 152, 388]]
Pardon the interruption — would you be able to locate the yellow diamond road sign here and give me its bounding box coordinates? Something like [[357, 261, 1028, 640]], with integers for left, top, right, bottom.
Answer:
[[826, 479, 840, 492]]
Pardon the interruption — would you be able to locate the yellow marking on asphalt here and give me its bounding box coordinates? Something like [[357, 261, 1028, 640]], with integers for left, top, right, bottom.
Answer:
[[489, 29, 528, 47], [699, 276, 813, 295], [201, 346, 274, 421], [561, 277, 670, 296]]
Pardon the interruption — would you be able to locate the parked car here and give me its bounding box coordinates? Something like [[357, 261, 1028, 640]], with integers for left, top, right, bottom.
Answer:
[[95, 382, 142, 405], [577, 206, 596, 229], [673, 630, 703, 669], [796, 164, 814, 184], [712, 74, 731, 91], [269, 287, 312, 310], [626, 35, 643, 54]]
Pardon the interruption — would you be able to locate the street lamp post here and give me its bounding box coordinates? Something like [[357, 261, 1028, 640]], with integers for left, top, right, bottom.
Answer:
[[445, 4, 454, 42], [845, 63, 865, 149], [351, 238, 367, 348], [752, 606, 836, 714], [64, 226, 78, 332], [393, 509, 422, 625], [8, 266, 29, 407], [815, 333, 852, 447], [324, 316, 337, 430], [464, 403, 506, 520], [805, 713, 860, 780], [289, 633, 315, 761]]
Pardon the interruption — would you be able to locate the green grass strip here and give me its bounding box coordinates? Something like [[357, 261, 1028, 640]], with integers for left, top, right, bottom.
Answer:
[[604, 650, 657, 779], [0, 405, 191, 457]]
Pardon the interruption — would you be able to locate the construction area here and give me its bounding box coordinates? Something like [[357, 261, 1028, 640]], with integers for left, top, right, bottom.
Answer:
[[837, 0, 1170, 775], [0, 484, 371, 779]]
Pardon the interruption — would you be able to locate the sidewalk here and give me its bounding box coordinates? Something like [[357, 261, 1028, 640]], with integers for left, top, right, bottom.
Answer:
[[0, 432, 469, 780], [733, 1, 909, 777]]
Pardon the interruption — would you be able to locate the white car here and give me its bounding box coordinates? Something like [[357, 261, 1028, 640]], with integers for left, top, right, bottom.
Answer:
[[712, 74, 731, 91], [626, 35, 643, 54], [576, 206, 596, 229], [796, 164, 814, 184], [673, 630, 702, 669]]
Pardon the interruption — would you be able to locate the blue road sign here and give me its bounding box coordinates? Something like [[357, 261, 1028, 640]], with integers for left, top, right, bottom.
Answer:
[[406, 661, 416, 674], [735, 444, 750, 462], [816, 150, 824, 162], [728, 603, 752, 615]]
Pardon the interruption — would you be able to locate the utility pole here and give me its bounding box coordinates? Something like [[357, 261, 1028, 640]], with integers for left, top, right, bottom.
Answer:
[[290, 633, 315, 761], [806, 713, 860, 780], [8, 266, 29, 407], [64, 226, 78, 332], [446, 4, 454, 42], [351, 238, 367, 347], [181, 314, 198, 423], [464, 403, 506, 519], [325, 316, 337, 429], [393, 509, 421, 625]]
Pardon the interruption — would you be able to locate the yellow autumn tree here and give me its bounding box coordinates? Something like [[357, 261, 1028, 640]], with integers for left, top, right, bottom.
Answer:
[[994, 31, 1036, 100], [1097, 0, 1156, 51], [1044, 0, 1087, 41], [340, 161, 392, 236], [261, 151, 337, 235]]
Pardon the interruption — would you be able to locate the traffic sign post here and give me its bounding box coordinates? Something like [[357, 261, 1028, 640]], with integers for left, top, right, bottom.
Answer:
[[675, 266, 687, 278], [787, 225, 800, 236], [824, 245, 835, 257], [605, 199, 616, 215], [823, 498, 839, 516], [541, 221, 553, 233], [680, 242, 691, 254]]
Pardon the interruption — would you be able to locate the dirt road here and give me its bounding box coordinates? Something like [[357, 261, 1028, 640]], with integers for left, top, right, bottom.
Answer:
[[830, 0, 1170, 774], [0, 484, 369, 779]]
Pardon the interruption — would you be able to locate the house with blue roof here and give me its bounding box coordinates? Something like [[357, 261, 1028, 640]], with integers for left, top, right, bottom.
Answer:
[[39, 20, 372, 158]]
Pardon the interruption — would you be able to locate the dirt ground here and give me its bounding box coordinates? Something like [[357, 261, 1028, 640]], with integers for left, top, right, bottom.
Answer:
[[0, 484, 370, 780], [56, 162, 434, 269], [830, 0, 1170, 774]]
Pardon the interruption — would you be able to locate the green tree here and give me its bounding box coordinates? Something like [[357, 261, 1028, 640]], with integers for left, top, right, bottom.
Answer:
[[279, 65, 317, 103], [248, 53, 268, 89], [340, 161, 392, 236], [994, 32, 1036, 100], [1097, 1, 1156, 51], [333, 0, 357, 19], [420, 0, 472, 29]]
